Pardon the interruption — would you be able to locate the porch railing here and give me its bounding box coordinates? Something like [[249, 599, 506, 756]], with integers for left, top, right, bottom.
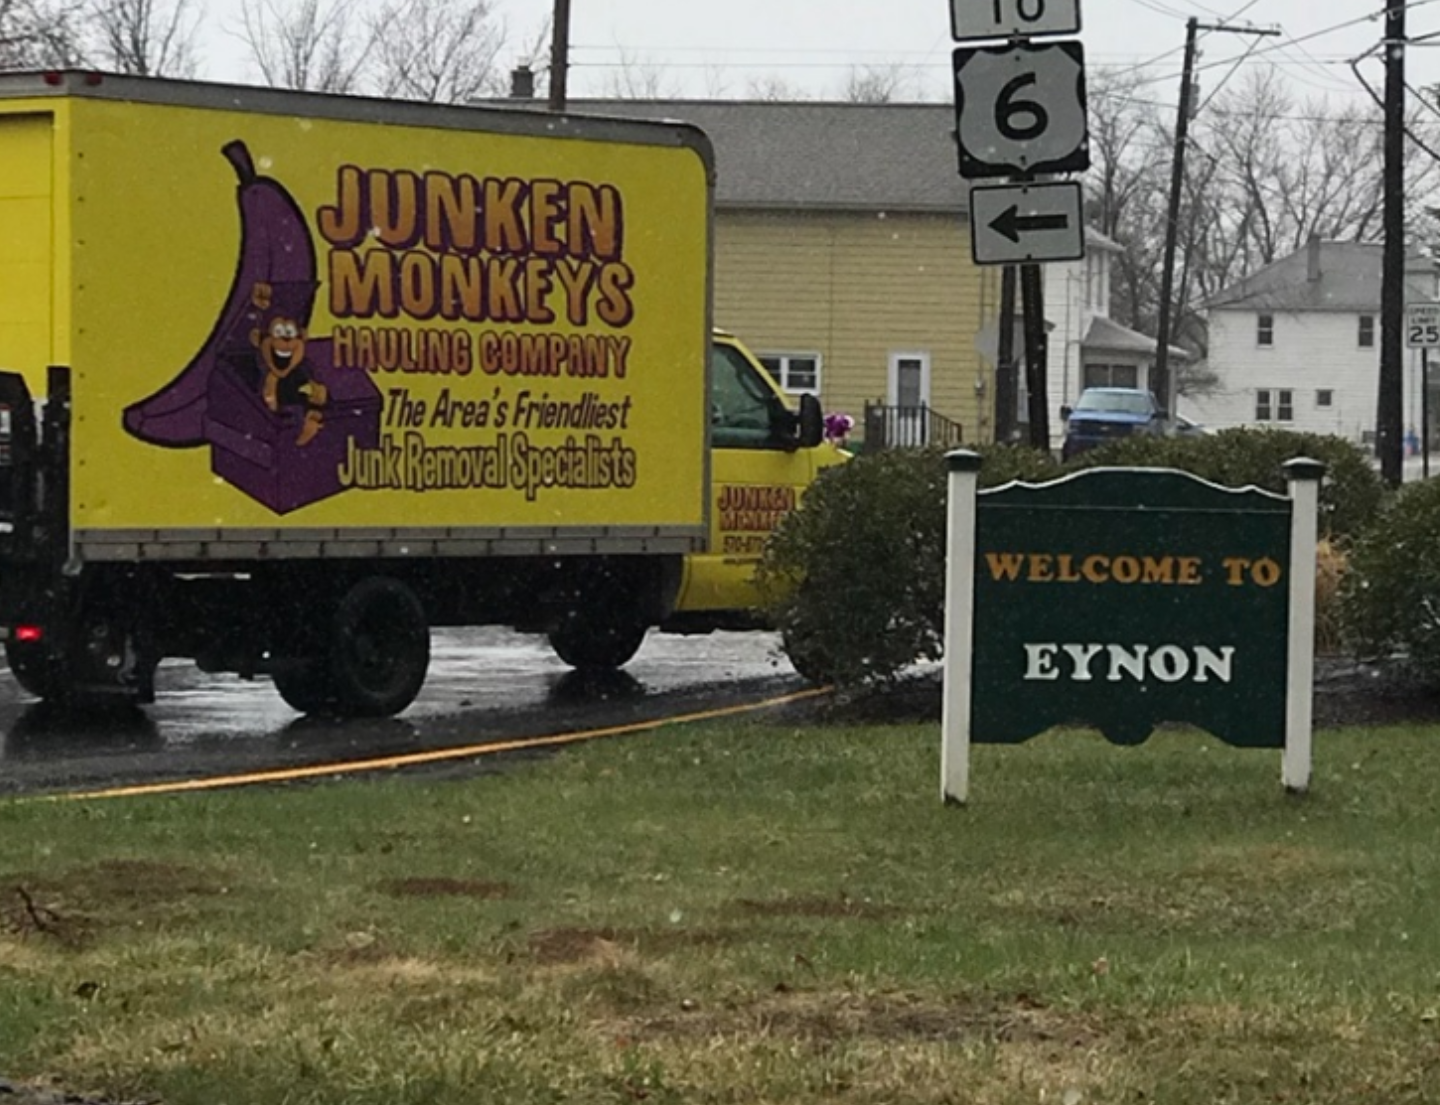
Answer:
[[862, 401, 964, 451]]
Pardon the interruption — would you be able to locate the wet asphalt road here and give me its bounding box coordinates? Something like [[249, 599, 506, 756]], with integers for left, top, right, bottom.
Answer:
[[0, 628, 813, 798]]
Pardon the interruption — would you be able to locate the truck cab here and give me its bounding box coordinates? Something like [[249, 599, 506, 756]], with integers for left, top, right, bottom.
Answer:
[[665, 329, 844, 629]]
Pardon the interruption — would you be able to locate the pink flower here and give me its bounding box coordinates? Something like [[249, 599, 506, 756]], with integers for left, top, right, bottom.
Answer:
[[824, 412, 854, 443]]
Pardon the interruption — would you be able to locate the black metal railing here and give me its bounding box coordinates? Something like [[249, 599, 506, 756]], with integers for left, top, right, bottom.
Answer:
[[861, 402, 964, 451]]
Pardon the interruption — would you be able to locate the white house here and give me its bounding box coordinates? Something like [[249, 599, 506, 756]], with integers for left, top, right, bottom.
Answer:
[[1190, 238, 1440, 443]]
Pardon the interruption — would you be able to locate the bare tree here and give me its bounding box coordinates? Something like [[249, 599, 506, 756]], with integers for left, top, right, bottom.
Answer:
[[0, 0, 84, 67], [1084, 62, 1440, 396], [745, 73, 806, 102], [369, 0, 505, 103], [87, 0, 197, 76], [699, 61, 730, 99], [238, 0, 372, 93], [841, 63, 913, 104], [602, 45, 680, 100], [1084, 70, 1162, 240], [1083, 70, 1170, 354]]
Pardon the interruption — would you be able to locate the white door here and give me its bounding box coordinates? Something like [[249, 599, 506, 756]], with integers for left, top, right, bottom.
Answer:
[[888, 351, 932, 446]]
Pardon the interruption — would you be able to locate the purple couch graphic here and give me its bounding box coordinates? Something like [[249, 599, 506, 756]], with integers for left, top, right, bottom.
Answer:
[[122, 141, 381, 514]]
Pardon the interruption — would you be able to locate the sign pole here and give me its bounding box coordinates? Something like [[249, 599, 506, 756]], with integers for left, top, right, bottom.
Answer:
[[941, 449, 982, 806], [1425, 347, 1431, 480], [1282, 458, 1325, 794], [996, 266, 1018, 442], [1404, 304, 1440, 472], [1020, 262, 1050, 449]]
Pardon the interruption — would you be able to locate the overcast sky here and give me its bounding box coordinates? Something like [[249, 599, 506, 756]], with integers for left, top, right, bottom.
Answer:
[[196, 1, 1439, 109]]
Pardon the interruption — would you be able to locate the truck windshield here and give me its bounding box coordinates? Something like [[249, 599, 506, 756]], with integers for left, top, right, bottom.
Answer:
[[1075, 391, 1153, 415], [711, 342, 782, 448]]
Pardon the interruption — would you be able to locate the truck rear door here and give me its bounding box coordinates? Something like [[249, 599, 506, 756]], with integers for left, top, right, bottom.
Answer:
[[0, 112, 54, 387]]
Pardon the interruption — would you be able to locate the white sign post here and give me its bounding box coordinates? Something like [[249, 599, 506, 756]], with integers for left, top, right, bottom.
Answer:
[[953, 41, 1089, 178], [950, 1, 1088, 446], [970, 180, 1084, 265], [1407, 304, 1440, 477], [952, 0, 1081, 41], [1406, 304, 1440, 348]]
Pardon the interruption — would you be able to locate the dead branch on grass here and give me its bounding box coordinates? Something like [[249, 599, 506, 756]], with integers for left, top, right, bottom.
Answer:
[[6, 884, 84, 945]]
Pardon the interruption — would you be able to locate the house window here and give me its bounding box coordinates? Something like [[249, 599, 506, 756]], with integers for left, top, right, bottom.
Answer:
[[1358, 314, 1375, 348], [1317, 389, 1334, 408], [757, 352, 821, 395], [1082, 363, 1139, 389], [1257, 313, 1274, 347], [1256, 388, 1295, 422]]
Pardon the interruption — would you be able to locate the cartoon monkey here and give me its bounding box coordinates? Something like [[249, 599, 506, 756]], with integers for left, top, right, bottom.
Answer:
[[250, 282, 327, 446]]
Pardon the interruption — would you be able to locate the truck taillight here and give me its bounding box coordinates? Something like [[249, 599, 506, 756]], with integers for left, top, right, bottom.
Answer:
[[0, 404, 11, 467], [14, 625, 42, 643]]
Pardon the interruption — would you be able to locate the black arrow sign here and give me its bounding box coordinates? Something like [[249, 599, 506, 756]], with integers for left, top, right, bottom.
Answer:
[[989, 204, 1069, 244]]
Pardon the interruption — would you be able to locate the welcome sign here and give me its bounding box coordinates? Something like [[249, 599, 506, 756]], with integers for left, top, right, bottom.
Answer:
[[940, 455, 1325, 804]]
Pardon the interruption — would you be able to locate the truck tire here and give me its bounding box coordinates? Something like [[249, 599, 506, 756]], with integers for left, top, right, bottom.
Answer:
[[326, 577, 430, 717], [272, 660, 340, 716], [5, 639, 60, 699], [548, 616, 648, 671], [5, 614, 157, 706]]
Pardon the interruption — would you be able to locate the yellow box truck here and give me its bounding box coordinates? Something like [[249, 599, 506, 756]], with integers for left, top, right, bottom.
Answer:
[[0, 71, 840, 714]]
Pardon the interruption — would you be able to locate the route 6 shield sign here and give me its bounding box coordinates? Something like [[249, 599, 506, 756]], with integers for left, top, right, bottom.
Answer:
[[953, 41, 1089, 179]]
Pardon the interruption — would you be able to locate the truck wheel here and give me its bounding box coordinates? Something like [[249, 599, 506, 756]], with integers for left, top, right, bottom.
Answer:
[[5, 617, 157, 705], [5, 639, 60, 698], [548, 616, 648, 671], [272, 660, 340, 716], [326, 577, 430, 717]]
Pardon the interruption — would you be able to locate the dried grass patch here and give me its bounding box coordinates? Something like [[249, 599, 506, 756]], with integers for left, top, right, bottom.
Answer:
[[376, 876, 513, 899], [729, 894, 905, 921], [527, 926, 739, 966]]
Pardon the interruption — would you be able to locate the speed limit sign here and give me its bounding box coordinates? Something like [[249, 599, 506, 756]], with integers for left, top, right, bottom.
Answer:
[[953, 41, 1089, 178], [1407, 304, 1440, 348]]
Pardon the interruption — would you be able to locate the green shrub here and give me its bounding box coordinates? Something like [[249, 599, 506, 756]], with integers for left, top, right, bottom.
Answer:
[[1339, 477, 1440, 676], [1066, 428, 1385, 543], [759, 444, 1058, 687], [764, 429, 1384, 688]]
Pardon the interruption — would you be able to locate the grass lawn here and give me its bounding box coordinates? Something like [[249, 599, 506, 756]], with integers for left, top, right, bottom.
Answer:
[[3, 717, 1440, 1103]]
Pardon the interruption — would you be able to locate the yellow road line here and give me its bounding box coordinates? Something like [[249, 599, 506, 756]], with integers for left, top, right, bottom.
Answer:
[[40, 685, 833, 803]]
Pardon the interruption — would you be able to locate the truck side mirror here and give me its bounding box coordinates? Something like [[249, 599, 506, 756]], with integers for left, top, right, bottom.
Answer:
[[1060, 404, 1073, 421], [797, 393, 824, 448]]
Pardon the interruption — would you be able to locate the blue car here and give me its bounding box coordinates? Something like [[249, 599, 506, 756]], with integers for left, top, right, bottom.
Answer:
[[1060, 388, 1169, 460]]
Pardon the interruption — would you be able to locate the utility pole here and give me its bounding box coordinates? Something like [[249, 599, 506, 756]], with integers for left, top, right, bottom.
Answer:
[[1153, 17, 1279, 413], [548, 0, 572, 112], [1378, 0, 1406, 487]]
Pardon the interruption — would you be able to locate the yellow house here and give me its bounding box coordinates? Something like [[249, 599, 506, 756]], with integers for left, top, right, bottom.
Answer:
[[568, 100, 998, 448]]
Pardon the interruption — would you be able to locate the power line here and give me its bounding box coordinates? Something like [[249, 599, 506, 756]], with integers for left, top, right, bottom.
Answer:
[[1271, 32, 1372, 93], [1194, 34, 1268, 112], [1123, 0, 1196, 18], [1351, 49, 1440, 163], [1097, 87, 1395, 123], [1129, 3, 1440, 90]]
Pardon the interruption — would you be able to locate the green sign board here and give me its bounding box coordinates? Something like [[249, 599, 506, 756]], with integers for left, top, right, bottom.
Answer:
[[973, 470, 1290, 748], [941, 457, 1324, 804]]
